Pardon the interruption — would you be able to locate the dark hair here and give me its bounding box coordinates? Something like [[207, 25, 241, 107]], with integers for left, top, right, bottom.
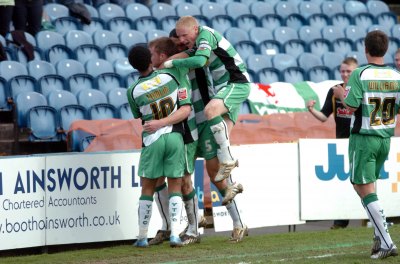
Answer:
[[148, 37, 179, 57], [364, 30, 388, 57], [128, 45, 151, 72], [169, 28, 178, 38]]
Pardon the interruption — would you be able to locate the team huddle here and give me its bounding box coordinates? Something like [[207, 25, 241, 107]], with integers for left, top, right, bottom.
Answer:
[[126, 16, 399, 260]]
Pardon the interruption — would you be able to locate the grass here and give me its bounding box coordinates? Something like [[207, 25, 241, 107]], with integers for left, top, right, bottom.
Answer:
[[1, 225, 399, 264]]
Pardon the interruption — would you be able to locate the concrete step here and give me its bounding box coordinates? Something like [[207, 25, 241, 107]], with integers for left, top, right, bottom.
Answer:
[[0, 123, 15, 140]]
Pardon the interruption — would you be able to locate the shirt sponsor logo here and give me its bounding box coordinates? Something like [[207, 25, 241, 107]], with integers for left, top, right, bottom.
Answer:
[[178, 88, 188, 100]]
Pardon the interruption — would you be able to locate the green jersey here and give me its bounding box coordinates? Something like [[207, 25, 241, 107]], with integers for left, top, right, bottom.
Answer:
[[190, 26, 250, 93], [127, 68, 191, 147], [344, 64, 400, 137]]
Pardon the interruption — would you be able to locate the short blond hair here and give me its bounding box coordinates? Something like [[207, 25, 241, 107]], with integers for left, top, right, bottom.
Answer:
[[176, 16, 198, 29]]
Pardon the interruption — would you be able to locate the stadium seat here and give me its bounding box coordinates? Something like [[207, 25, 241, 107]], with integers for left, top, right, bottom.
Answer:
[[274, 1, 298, 18], [84, 3, 98, 18], [249, 1, 274, 20], [321, 51, 345, 70], [354, 13, 375, 31], [366, 0, 390, 17], [118, 103, 133, 120], [307, 66, 332, 83], [226, 2, 258, 32], [375, 12, 398, 29], [27, 60, 56, 80], [321, 26, 345, 42], [344, 26, 367, 41], [103, 44, 127, 64], [45, 44, 75, 65], [107, 17, 133, 34], [368, 24, 391, 36], [151, 2, 176, 20], [145, 29, 169, 42], [283, 39, 307, 60], [15, 47, 43, 64], [234, 41, 257, 60], [259, 14, 283, 32], [247, 54, 273, 73], [210, 15, 235, 35], [59, 104, 87, 139], [224, 27, 249, 46], [98, 3, 125, 23], [257, 67, 281, 84], [15, 91, 47, 127], [259, 40, 282, 56], [344, 1, 368, 16], [36, 30, 66, 52], [249, 27, 273, 45], [68, 73, 96, 96], [65, 30, 93, 51], [92, 29, 119, 49], [307, 39, 332, 58], [332, 38, 354, 56], [175, 2, 201, 16], [107, 87, 128, 109], [82, 17, 106, 36], [96, 72, 123, 95], [281, 67, 306, 83], [388, 37, 400, 58], [27, 105, 60, 141], [272, 53, 297, 71], [321, 1, 344, 17], [345, 51, 368, 66], [85, 58, 114, 78], [44, 3, 69, 21], [0, 60, 28, 81], [307, 14, 330, 31], [298, 2, 321, 19], [56, 59, 85, 79], [391, 24, 400, 39], [273, 26, 298, 45], [200, 2, 225, 18], [330, 13, 352, 28], [119, 30, 146, 49], [125, 71, 140, 86], [159, 16, 180, 33], [47, 90, 78, 111], [8, 75, 39, 101], [284, 14, 307, 31], [76, 88, 107, 109], [74, 44, 102, 64], [38, 74, 67, 97], [0, 77, 10, 111], [113, 57, 132, 78], [88, 103, 117, 120], [298, 26, 322, 44], [297, 53, 323, 72], [54, 17, 81, 35], [354, 38, 365, 52], [125, 3, 151, 22]]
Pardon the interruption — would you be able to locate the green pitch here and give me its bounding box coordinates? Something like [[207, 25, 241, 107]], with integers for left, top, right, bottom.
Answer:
[[2, 225, 399, 264]]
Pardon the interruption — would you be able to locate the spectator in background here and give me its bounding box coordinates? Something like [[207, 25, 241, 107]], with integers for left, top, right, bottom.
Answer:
[[306, 57, 358, 230], [12, 0, 43, 36], [0, 0, 14, 37], [394, 48, 400, 70]]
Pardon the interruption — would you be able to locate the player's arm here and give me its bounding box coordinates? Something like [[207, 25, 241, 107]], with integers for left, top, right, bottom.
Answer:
[[164, 55, 207, 69], [126, 87, 141, 119], [307, 99, 328, 122], [333, 84, 358, 113], [143, 104, 191, 133]]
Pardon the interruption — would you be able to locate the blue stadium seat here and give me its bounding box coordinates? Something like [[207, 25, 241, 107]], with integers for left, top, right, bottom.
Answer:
[[298, 26, 322, 44], [0, 77, 11, 111], [80, 135, 96, 151], [307, 39, 332, 57], [125, 71, 140, 86], [272, 53, 297, 71], [96, 72, 123, 95], [176, 2, 201, 16], [210, 15, 235, 35], [257, 67, 281, 84], [391, 24, 400, 40], [249, 27, 273, 45], [85, 58, 114, 78], [224, 27, 249, 46], [259, 40, 282, 56], [297, 52, 323, 72], [368, 24, 391, 36], [283, 39, 307, 59], [0, 61, 28, 80], [77, 88, 107, 109], [307, 66, 332, 83], [344, 1, 368, 16], [146, 29, 169, 42], [274, 1, 298, 18], [47, 90, 78, 111], [114, 57, 132, 78], [56, 59, 85, 80], [259, 14, 283, 32], [44, 3, 69, 21], [321, 51, 345, 70], [321, 1, 344, 17], [65, 30, 93, 51], [27, 106, 60, 141], [282, 67, 306, 83], [354, 13, 375, 31], [307, 14, 330, 31], [125, 3, 151, 22], [92, 29, 119, 49], [388, 37, 400, 58], [84, 3, 98, 18], [226, 2, 258, 32], [134, 17, 159, 33], [354, 38, 365, 52], [234, 41, 258, 60], [346, 51, 368, 66], [98, 3, 125, 23], [118, 102, 133, 120], [59, 104, 88, 140], [68, 73, 96, 96], [375, 12, 398, 29], [249, 1, 275, 20], [322, 26, 345, 42], [273, 26, 298, 45], [15, 91, 47, 127], [15, 46, 43, 64], [107, 17, 133, 34], [298, 2, 321, 19], [200, 2, 226, 18], [159, 16, 180, 33], [88, 103, 117, 120], [107, 87, 128, 109], [8, 75, 39, 101], [366, 0, 390, 17], [45, 45, 75, 65], [151, 2, 176, 20], [119, 30, 146, 49], [103, 44, 127, 64], [330, 13, 353, 28], [36, 30, 66, 52], [38, 74, 67, 97], [82, 17, 106, 36], [246, 54, 273, 73], [284, 14, 307, 31], [54, 17, 81, 35], [74, 44, 102, 64], [344, 25, 367, 42], [332, 38, 354, 56]]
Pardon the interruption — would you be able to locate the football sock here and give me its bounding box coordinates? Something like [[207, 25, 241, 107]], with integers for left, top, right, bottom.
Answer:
[[363, 193, 393, 249], [183, 188, 199, 236], [226, 199, 244, 229], [209, 116, 234, 163], [155, 182, 170, 231], [138, 195, 153, 239], [169, 193, 183, 237]]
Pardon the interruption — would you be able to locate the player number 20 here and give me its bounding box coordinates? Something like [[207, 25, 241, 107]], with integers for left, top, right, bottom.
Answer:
[[368, 97, 396, 126]]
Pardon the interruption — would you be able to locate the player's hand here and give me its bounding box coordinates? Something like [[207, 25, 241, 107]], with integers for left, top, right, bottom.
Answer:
[[333, 85, 344, 99], [143, 120, 164, 133], [163, 60, 173, 68], [306, 100, 316, 111]]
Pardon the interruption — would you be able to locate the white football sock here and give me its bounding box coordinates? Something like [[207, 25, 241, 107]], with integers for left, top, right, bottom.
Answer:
[[138, 199, 153, 239], [169, 195, 183, 237]]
